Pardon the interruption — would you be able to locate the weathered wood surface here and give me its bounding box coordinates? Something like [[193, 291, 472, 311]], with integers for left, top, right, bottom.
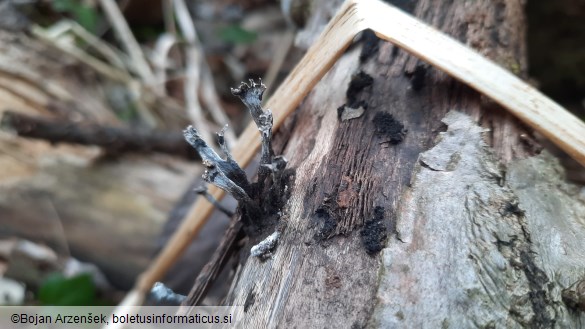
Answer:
[[371, 112, 585, 328], [0, 29, 199, 289], [220, 0, 585, 328]]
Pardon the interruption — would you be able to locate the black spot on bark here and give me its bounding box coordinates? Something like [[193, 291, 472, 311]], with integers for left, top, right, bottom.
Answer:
[[244, 290, 256, 312], [391, 46, 399, 59], [495, 1, 507, 22], [360, 206, 388, 255], [491, 28, 500, 46], [458, 22, 469, 41], [337, 105, 345, 120], [266, 167, 295, 215], [346, 71, 373, 108], [314, 206, 337, 241], [405, 65, 427, 91], [373, 112, 406, 144], [500, 201, 525, 217], [519, 250, 556, 328], [359, 29, 380, 63]]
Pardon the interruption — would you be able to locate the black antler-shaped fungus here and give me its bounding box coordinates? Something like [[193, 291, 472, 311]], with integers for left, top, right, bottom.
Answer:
[[184, 79, 283, 233], [183, 126, 252, 203], [231, 79, 274, 187]]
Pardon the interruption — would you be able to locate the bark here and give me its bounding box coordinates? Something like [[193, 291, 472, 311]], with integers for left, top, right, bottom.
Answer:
[[214, 0, 585, 328]]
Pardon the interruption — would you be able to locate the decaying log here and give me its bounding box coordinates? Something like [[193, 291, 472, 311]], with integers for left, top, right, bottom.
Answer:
[[212, 0, 585, 328]]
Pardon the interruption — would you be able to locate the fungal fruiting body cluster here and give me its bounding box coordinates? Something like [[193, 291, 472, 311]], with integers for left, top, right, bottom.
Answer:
[[183, 79, 287, 258]]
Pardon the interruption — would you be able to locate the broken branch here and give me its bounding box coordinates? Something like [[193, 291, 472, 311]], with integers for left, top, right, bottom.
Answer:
[[98, 0, 155, 85], [1, 111, 199, 159]]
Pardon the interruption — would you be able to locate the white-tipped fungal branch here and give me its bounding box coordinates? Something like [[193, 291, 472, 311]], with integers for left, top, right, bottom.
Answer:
[[231, 80, 275, 185], [149, 282, 186, 305], [183, 126, 252, 204], [183, 80, 276, 227], [122, 0, 585, 309]]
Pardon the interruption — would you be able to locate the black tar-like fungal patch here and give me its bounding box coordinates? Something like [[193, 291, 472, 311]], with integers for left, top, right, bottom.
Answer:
[[346, 71, 373, 108], [500, 201, 526, 217], [359, 29, 380, 63], [360, 206, 388, 255], [373, 112, 406, 144], [519, 250, 556, 327]]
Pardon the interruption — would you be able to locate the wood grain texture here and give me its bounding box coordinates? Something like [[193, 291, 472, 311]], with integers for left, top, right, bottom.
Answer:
[[370, 112, 559, 327], [372, 112, 585, 327]]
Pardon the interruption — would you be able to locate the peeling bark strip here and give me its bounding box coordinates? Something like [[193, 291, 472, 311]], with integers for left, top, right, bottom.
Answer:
[[371, 111, 561, 328]]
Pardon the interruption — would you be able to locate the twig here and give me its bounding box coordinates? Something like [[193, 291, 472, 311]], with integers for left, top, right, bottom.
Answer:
[[193, 185, 235, 217], [173, 0, 214, 143], [162, 0, 177, 36], [1, 111, 200, 159], [200, 65, 237, 145], [42, 20, 127, 71], [31, 24, 157, 127], [98, 0, 156, 85], [152, 5, 234, 143], [31, 24, 133, 85], [122, 0, 585, 307], [152, 33, 178, 95]]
